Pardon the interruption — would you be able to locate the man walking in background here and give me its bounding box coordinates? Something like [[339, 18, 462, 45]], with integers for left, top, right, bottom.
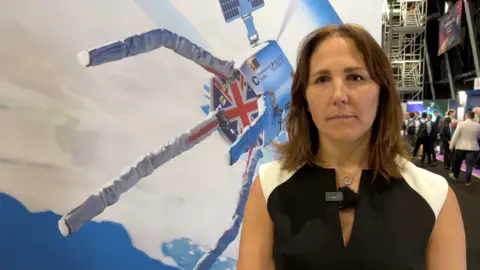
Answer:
[[437, 111, 446, 155], [402, 112, 410, 136], [427, 113, 437, 165], [433, 111, 440, 127], [449, 111, 480, 186], [405, 112, 417, 148], [439, 109, 456, 170], [449, 119, 459, 171], [413, 112, 433, 166], [433, 111, 440, 153]]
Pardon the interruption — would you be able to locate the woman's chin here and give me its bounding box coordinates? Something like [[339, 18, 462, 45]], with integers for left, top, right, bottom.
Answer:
[[326, 131, 365, 142], [330, 135, 360, 142]]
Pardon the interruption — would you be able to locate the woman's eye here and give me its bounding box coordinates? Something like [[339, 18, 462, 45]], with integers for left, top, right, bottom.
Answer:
[[315, 76, 330, 84], [347, 74, 364, 81]]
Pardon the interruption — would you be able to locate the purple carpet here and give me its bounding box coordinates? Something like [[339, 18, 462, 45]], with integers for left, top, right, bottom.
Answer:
[[436, 154, 480, 177]]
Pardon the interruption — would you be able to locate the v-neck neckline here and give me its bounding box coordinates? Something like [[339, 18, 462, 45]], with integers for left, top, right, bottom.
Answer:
[[336, 170, 373, 249], [311, 164, 373, 249]]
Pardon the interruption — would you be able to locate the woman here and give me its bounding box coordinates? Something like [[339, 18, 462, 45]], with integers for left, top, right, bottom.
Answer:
[[236, 24, 466, 269]]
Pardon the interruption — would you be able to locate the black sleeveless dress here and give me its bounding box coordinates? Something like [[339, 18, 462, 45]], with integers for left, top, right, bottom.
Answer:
[[258, 158, 449, 270]]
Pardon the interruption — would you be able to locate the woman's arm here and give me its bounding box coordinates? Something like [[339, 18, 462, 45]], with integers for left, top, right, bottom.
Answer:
[[237, 176, 275, 270], [425, 187, 466, 270]]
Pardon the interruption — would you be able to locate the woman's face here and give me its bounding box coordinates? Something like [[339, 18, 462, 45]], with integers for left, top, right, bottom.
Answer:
[[305, 36, 380, 143]]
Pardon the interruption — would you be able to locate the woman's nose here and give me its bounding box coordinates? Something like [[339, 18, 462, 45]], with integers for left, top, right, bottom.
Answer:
[[331, 79, 348, 107]]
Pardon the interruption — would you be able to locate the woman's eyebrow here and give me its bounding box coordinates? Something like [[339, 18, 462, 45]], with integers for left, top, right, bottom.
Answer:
[[310, 66, 365, 79]]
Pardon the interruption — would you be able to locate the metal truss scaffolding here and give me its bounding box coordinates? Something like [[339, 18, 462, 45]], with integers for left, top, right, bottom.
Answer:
[[382, 0, 428, 101]]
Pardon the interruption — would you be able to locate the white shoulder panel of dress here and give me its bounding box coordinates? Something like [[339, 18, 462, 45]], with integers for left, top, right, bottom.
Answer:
[[397, 156, 449, 220], [258, 157, 449, 220], [258, 160, 297, 202]]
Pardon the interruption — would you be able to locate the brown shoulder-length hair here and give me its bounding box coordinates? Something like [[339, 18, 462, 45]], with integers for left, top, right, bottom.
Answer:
[[275, 23, 409, 180]]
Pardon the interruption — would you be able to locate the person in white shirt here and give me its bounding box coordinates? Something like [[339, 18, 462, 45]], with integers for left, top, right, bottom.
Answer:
[[449, 111, 480, 186]]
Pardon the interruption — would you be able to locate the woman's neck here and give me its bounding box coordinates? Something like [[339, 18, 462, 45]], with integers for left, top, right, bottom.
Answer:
[[316, 134, 370, 171]]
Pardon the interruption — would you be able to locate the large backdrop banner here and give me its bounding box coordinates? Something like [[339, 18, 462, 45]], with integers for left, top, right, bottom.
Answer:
[[0, 0, 382, 269]]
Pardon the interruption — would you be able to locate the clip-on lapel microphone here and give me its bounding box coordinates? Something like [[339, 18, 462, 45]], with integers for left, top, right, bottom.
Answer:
[[325, 186, 358, 210]]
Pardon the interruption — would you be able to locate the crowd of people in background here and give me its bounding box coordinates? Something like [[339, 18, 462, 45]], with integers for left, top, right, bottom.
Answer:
[[403, 108, 480, 186]]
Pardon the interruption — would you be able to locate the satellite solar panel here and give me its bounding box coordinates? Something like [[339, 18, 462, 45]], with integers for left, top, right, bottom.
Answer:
[[219, 0, 241, 22], [250, 0, 265, 10]]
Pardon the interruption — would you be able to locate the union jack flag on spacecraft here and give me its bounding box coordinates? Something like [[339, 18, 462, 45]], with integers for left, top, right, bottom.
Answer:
[[209, 73, 263, 145]]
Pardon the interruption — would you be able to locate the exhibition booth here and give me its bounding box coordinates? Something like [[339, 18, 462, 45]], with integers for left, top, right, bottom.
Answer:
[[406, 87, 480, 122], [452, 79, 480, 121], [458, 89, 480, 119], [406, 99, 451, 121]]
